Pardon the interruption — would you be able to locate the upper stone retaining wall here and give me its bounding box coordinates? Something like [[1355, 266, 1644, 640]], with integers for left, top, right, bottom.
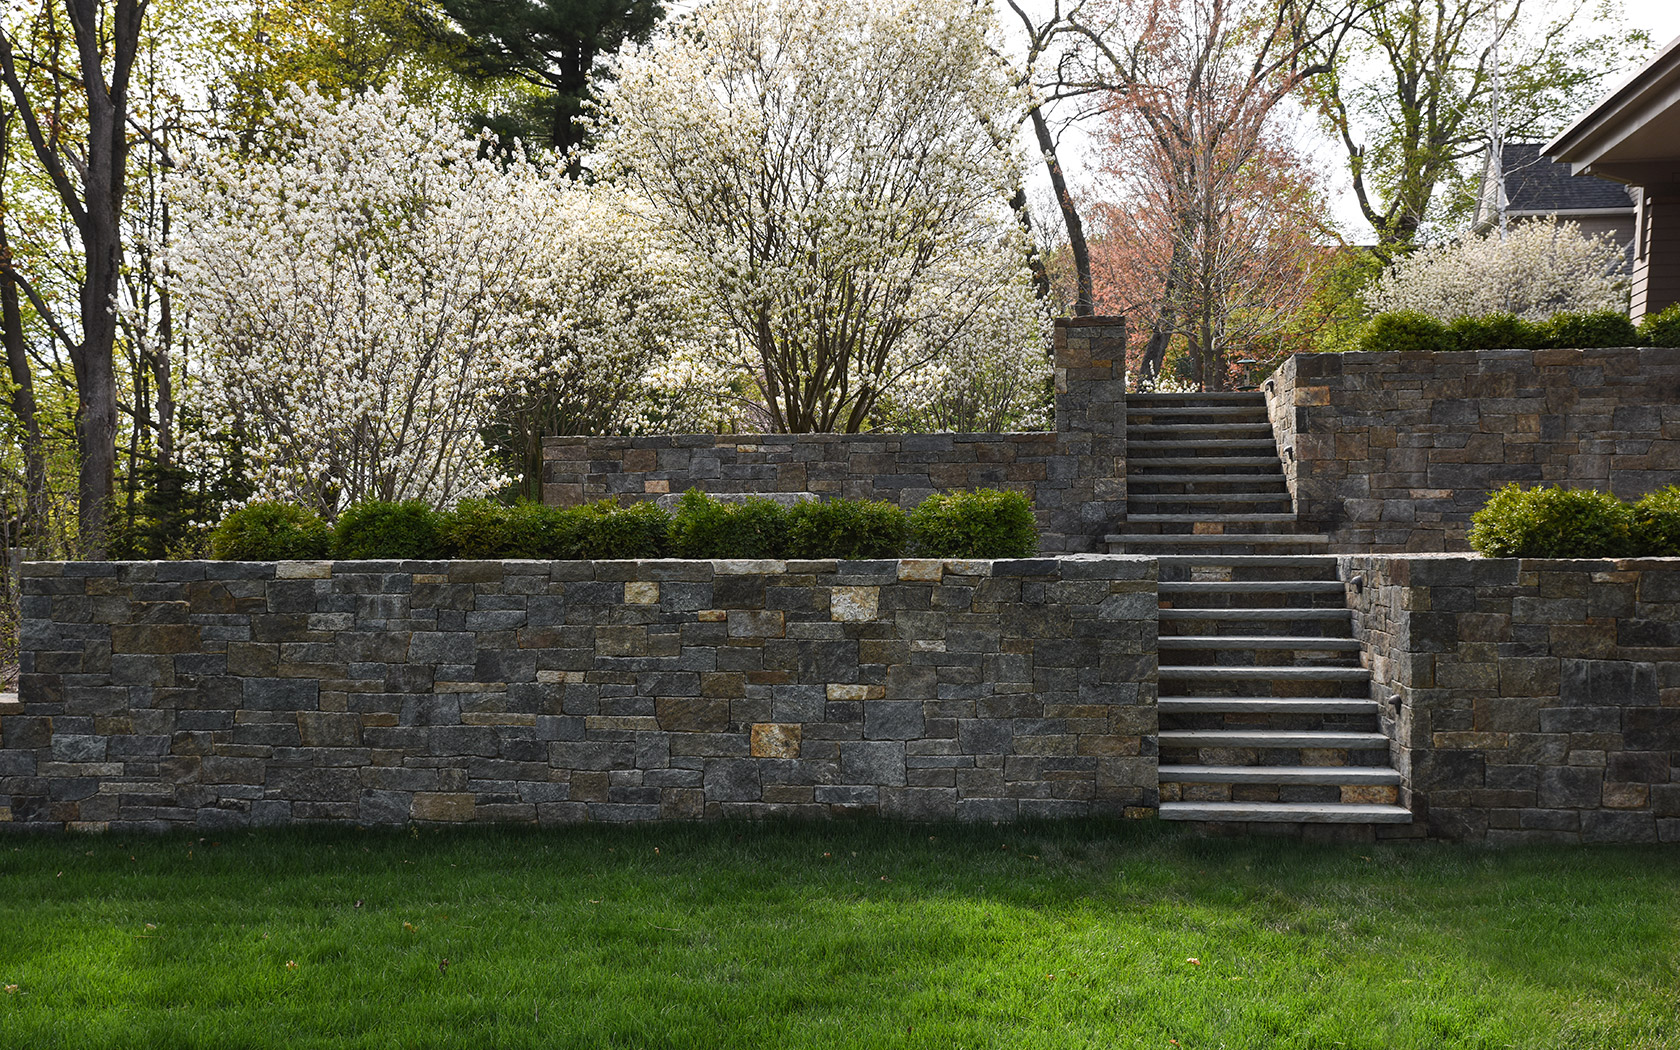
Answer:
[[1343, 554, 1680, 844], [3, 556, 1159, 832], [1266, 347, 1680, 552], [541, 318, 1128, 553]]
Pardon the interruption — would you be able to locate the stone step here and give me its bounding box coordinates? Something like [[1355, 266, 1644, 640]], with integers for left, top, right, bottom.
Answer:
[[1128, 513, 1298, 524], [1126, 456, 1286, 468], [1128, 423, 1274, 437], [1129, 439, 1278, 451], [1159, 665, 1371, 683], [1127, 474, 1287, 486], [1159, 728, 1389, 749], [1158, 764, 1401, 784], [1159, 696, 1378, 714], [1128, 392, 1264, 402], [1128, 492, 1289, 504], [1153, 555, 1336, 568], [1126, 406, 1268, 420], [1158, 635, 1363, 651], [1160, 580, 1345, 594], [1159, 608, 1350, 622], [1159, 801, 1412, 823], [1107, 533, 1329, 551]]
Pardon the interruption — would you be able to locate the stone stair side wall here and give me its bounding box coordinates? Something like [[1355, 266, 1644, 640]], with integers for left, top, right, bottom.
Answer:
[[542, 318, 1129, 554], [1, 555, 1159, 831], [1342, 554, 1680, 844], [1264, 347, 1680, 552]]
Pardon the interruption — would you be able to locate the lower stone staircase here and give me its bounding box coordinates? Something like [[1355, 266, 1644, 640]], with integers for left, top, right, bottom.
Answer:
[[1108, 391, 1409, 826]]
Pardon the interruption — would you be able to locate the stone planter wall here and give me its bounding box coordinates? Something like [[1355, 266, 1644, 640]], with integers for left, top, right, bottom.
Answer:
[[1343, 555, 1680, 844], [1266, 348, 1680, 552], [2, 556, 1159, 832], [541, 318, 1129, 553]]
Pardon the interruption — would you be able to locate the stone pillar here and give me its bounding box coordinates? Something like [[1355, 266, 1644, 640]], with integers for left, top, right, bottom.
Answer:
[[1053, 316, 1128, 436], [1051, 316, 1128, 546]]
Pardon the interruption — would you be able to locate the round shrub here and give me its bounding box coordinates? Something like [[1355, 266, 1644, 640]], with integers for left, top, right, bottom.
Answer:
[[1632, 485, 1680, 556], [1638, 302, 1680, 348], [668, 489, 790, 559], [439, 500, 566, 559], [330, 500, 446, 559], [1539, 310, 1639, 350], [1467, 483, 1635, 558], [1446, 312, 1541, 352], [908, 489, 1038, 558], [1357, 311, 1451, 354], [569, 500, 671, 559], [208, 501, 330, 560], [787, 498, 909, 560]]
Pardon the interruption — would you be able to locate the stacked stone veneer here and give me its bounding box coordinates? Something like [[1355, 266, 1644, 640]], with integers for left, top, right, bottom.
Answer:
[[1344, 555, 1680, 844], [542, 318, 1128, 553], [2, 556, 1159, 831], [1265, 347, 1680, 551]]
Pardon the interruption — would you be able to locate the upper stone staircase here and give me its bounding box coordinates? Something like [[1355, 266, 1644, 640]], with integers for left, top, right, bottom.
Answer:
[[1109, 391, 1410, 826]]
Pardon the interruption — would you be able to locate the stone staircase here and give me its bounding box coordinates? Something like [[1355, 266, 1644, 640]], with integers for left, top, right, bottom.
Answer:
[[1108, 391, 1409, 826]]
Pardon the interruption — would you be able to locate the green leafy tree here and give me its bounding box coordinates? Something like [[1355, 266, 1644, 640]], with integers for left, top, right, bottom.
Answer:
[[1305, 0, 1646, 251], [425, 0, 665, 152]]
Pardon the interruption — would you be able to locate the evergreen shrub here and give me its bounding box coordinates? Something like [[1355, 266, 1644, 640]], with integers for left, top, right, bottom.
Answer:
[[1632, 486, 1680, 557], [1540, 310, 1639, 349], [330, 500, 446, 560], [1638, 303, 1680, 348], [208, 501, 330, 561], [787, 498, 909, 560], [1357, 311, 1451, 353], [1446, 312, 1540, 352], [1467, 484, 1635, 558], [668, 490, 791, 559], [908, 489, 1038, 558]]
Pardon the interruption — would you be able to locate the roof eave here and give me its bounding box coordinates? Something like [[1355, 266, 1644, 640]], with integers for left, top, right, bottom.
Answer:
[[1546, 34, 1680, 168]]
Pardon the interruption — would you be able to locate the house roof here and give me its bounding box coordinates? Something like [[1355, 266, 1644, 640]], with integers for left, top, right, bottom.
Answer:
[[1496, 143, 1637, 213], [1545, 34, 1680, 186]]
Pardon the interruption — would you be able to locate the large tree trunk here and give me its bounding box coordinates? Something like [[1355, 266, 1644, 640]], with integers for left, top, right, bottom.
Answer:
[[1030, 105, 1093, 316]]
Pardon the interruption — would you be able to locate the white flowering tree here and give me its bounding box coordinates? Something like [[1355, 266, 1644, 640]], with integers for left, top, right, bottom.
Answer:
[[168, 84, 696, 513], [595, 0, 1045, 434], [1365, 220, 1629, 321]]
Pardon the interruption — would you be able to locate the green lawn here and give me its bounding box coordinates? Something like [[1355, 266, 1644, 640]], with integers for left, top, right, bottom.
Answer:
[[0, 819, 1675, 1049]]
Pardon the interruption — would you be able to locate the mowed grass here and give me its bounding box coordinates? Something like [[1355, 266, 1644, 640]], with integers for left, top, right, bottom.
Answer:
[[0, 820, 1676, 1049]]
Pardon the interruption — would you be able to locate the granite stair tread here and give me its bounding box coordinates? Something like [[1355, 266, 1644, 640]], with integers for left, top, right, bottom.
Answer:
[[1159, 801, 1413, 823], [1159, 764, 1401, 784]]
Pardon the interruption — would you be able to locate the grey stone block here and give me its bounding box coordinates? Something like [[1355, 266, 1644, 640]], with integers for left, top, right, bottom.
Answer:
[[864, 701, 924, 741]]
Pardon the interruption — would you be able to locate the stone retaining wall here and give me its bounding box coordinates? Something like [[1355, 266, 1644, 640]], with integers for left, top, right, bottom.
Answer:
[[1343, 554, 1680, 844], [1266, 348, 1680, 551], [2, 556, 1159, 831], [541, 318, 1128, 553]]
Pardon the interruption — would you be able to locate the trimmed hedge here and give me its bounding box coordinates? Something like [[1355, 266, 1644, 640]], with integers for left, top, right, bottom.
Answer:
[[1468, 484, 1636, 558], [208, 502, 330, 561], [208, 490, 1037, 561], [1632, 486, 1680, 557], [1360, 308, 1648, 353], [908, 489, 1038, 559]]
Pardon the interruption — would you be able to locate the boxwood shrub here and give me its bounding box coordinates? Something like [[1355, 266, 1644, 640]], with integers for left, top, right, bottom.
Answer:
[[1446, 312, 1540, 352], [562, 500, 671, 559], [668, 490, 792, 559], [1540, 310, 1639, 350], [1632, 486, 1680, 557], [1357, 311, 1450, 353], [1638, 303, 1680, 348], [908, 489, 1038, 558], [1467, 484, 1636, 558], [787, 497, 908, 559], [208, 501, 330, 561], [330, 500, 446, 560]]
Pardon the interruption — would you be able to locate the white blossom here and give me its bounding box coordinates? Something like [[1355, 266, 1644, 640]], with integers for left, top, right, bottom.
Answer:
[[1366, 219, 1628, 321]]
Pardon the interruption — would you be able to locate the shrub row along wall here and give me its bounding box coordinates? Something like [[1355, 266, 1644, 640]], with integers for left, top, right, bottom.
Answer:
[[2, 556, 1159, 831], [1265, 347, 1680, 552], [541, 318, 1128, 553], [1344, 555, 1680, 844]]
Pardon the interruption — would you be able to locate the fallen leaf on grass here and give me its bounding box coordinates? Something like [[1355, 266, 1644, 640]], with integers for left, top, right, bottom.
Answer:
[[285, 961, 298, 971], [880, 876, 891, 882], [403, 922, 416, 932], [439, 958, 449, 974], [5, 985, 17, 994], [1186, 958, 1200, 965]]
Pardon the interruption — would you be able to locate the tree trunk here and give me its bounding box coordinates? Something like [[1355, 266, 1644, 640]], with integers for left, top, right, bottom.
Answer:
[[0, 236, 45, 542], [1029, 105, 1093, 316]]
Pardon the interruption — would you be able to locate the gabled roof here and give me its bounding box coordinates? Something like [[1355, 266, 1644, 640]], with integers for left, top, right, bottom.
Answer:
[[1496, 143, 1637, 212], [1545, 34, 1680, 185]]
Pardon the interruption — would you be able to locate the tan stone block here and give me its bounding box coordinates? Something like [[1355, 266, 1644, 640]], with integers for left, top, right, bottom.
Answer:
[[661, 787, 703, 819], [1077, 734, 1141, 757], [1341, 784, 1400, 805], [625, 581, 660, 605], [1295, 385, 1331, 406], [462, 713, 538, 727], [829, 586, 879, 622], [656, 697, 730, 732], [411, 793, 476, 821], [571, 772, 609, 802], [751, 723, 802, 759], [1124, 806, 1156, 820], [696, 609, 727, 622], [897, 559, 943, 582], [276, 561, 331, 579], [297, 711, 360, 747], [1604, 782, 1650, 809], [585, 715, 661, 732], [1300, 749, 1347, 766], [644, 480, 670, 493]]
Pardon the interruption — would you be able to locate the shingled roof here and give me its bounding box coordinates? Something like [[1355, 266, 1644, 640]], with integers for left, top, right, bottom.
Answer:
[[1498, 142, 1637, 213]]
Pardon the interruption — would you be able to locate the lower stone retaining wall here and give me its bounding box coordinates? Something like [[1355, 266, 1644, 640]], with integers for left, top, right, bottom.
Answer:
[[1344, 555, 1680, 844], [2, 557, 1159, 831]]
